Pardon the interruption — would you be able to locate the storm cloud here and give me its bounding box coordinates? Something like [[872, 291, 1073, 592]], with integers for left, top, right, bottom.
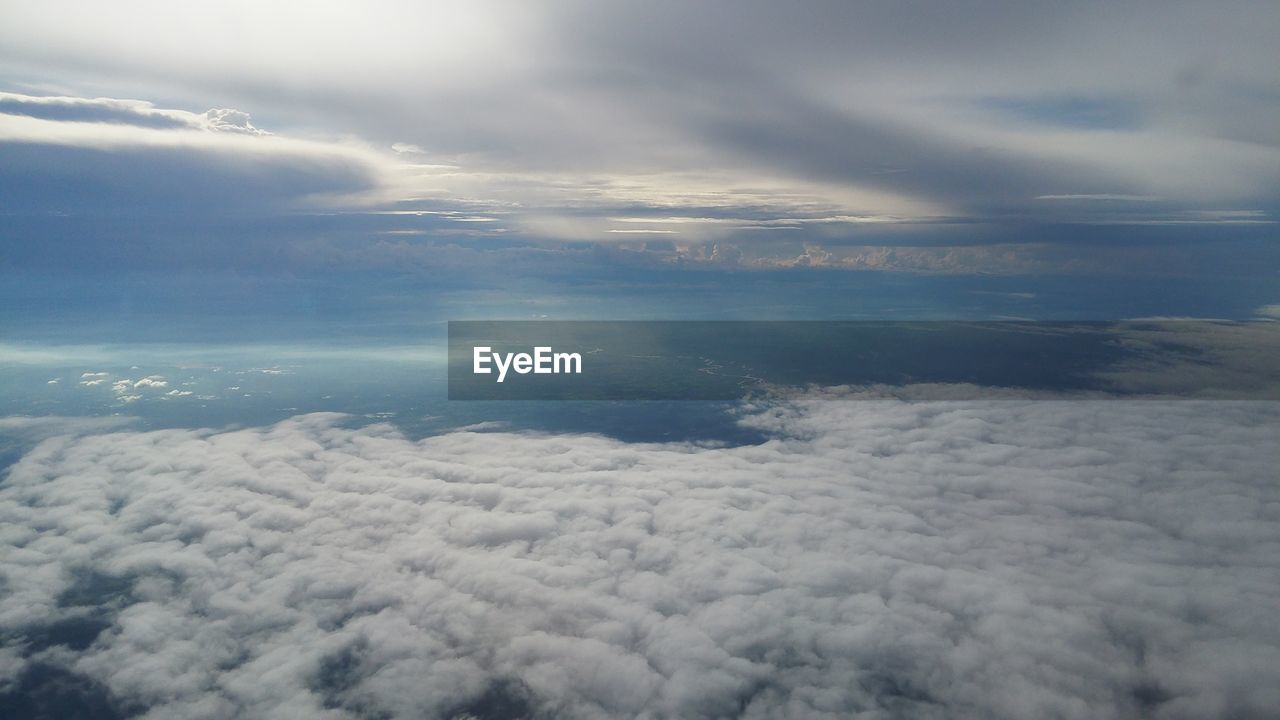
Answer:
[[1, 396, 1277, 718]]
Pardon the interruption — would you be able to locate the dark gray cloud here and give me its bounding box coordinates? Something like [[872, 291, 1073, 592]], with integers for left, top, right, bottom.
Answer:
[[1, 397, 1277, 718]]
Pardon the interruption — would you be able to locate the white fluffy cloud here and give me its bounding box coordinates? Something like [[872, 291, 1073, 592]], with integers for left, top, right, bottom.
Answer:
[[1, 397, 1277, 719]]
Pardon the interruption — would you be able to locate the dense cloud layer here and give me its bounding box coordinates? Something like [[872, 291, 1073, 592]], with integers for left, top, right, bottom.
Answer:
[[1, 397, 1277, 718]]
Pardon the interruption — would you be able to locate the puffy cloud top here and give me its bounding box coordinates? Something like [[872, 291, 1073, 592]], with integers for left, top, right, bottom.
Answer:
[[1, 397, 1277, 718]]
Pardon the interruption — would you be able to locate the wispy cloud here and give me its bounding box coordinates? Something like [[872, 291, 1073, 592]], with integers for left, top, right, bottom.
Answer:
[[1, 2, 1276, 258], [0, 92, 398, 215]]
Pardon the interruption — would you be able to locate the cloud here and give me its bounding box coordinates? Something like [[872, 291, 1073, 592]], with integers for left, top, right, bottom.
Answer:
[[452, 421, 511, 433], [0, 92, 267, 135], [1094, 321, 1280, 397], [0, 93, 192, 129], [2, 2, 1277, 252], [201, 108, 267, 136], [1, 397, 1277, 718], [1036, 194, 1164, 202], [0, 92, 394, 216]]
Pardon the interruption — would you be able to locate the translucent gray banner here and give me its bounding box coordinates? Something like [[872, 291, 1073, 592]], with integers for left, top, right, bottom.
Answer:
[[448, 321, 1280, 400]]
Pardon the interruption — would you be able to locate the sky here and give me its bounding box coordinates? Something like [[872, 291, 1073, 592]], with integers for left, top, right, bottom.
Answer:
[[0, 0, 1277, 280], [2, 4, 1279, 719]]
